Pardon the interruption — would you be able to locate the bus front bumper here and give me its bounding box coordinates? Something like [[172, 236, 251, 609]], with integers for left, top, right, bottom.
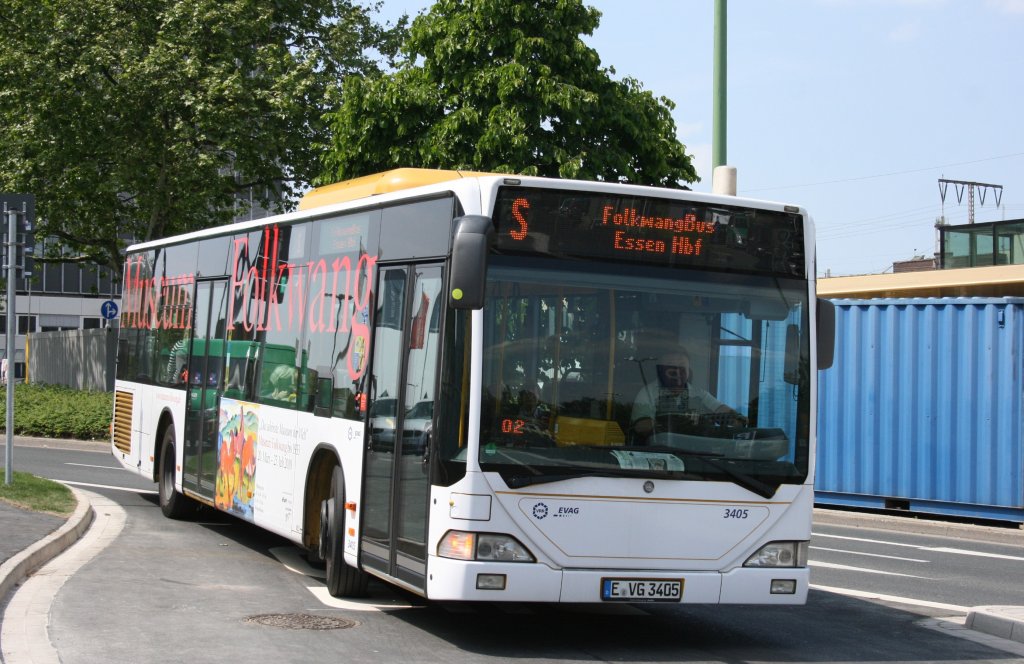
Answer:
[[425, 557, 809, 604]]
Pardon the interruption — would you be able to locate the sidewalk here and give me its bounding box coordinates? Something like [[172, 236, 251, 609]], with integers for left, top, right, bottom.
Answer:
[[0, 485, 94, 604], [0, 436, 104, 601], [0, 501, 66, 568]]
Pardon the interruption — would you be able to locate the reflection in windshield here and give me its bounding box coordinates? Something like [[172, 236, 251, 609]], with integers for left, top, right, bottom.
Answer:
[[479, 260, 810, 493]]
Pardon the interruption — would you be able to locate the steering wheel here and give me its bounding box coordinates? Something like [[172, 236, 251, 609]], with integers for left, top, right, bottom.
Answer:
[[696, 411, 747, 429], [652, 411, 701, 435]]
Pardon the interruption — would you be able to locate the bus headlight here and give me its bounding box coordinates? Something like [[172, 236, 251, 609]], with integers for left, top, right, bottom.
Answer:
[[438, 531, 535, 562], [743, 541, 808, 568]]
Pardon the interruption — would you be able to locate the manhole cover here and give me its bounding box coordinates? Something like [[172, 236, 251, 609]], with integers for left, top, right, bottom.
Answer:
[[245, 613, 356, 630]]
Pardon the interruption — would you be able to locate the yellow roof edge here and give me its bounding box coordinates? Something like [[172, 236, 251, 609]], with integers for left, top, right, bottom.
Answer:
[[818, 264, 1024, 297], [298, 168, 503, 211]]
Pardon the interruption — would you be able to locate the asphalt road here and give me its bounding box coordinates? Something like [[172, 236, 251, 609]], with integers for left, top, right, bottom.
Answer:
[[5, 439, 1023, 664]]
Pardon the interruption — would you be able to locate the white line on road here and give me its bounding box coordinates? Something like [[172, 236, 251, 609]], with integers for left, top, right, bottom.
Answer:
[[814, 533, 936, 549], [809, 560, 932, 579], [811, 583, 970, 613], [268, 546, 420, 612], [813, 532, 1024, 561], [64, 462, 122, 470], [57, 480, 158, 495], [809, 545, 930, 563], [923, 546, 1024, 562]]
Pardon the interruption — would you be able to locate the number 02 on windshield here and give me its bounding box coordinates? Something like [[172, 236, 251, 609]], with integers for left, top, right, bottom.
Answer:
[[601, 578, 684, 602]]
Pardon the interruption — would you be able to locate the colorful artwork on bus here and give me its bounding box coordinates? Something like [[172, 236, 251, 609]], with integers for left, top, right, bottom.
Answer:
[[216, 399, 259, 520]]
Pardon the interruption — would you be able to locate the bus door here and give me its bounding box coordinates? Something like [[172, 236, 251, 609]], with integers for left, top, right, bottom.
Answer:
[[362, 264, 443, 589], [182, 279, 229, 501]]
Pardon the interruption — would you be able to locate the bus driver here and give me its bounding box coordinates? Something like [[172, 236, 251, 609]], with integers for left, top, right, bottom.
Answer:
[[630, 348, 744, 443]]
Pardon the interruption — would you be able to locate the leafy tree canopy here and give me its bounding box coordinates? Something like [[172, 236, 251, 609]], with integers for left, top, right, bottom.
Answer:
[[321, 0, 697, 189], [0, 0, 405, 273]]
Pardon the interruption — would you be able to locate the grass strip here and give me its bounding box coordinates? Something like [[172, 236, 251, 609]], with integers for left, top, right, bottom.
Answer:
[[0, 470, 76, 516]]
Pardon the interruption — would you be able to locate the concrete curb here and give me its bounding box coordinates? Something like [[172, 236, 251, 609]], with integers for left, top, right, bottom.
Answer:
[[0, 486, 94, 604], [966, 606, 1024, 644], [8, 436, 109, 453]]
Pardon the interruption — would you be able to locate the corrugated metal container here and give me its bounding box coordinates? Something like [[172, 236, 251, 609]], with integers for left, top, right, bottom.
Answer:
[[816, 297, 1024, 522]]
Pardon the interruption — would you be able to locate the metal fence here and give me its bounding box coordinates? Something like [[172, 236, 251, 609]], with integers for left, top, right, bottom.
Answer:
[[27, 328, 116, 391]]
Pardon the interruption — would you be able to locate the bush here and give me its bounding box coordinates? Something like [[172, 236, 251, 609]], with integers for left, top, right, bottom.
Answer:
[[0, 384, 111, 440]]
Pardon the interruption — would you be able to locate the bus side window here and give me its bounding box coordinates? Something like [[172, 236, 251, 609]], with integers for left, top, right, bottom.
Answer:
[[223, 358, 247, 400], [298, 368, 318, 412]]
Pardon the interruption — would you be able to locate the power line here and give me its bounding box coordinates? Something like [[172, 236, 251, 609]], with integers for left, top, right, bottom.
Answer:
[[746, 151, 1024, 193], [817, 205, 942, 239]]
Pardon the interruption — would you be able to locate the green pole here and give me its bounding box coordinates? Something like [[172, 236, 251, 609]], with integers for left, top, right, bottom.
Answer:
[[713, 0, 727, 169]]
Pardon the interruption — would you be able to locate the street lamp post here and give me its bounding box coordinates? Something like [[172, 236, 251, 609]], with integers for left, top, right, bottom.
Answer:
[[5, 207, 16, 485]]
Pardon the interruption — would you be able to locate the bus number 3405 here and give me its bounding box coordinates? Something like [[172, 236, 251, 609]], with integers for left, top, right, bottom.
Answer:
[[724, 508, 749, 519]]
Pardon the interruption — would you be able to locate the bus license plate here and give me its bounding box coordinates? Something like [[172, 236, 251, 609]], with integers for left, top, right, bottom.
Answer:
[[601, 578, 683, 602]]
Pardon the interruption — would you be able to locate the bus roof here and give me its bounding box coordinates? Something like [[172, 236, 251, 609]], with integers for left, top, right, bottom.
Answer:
[[299, 168, 501, 211], [127, 168, 806, 254]]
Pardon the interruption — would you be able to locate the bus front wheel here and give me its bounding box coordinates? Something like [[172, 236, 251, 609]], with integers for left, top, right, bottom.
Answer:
[[322, 466, 369, 598], [158, 427, 191, 519]]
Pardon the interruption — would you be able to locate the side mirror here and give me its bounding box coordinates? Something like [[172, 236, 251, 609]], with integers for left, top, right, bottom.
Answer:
[[448, 215, 494, 310], [816, 298, 836, 371]]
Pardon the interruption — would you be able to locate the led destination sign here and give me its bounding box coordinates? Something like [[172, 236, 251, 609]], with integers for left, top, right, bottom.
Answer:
[[492, 187, 806, 278]]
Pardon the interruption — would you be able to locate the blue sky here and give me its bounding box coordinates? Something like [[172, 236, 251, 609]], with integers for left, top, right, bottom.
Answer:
[[376, 1, 1024, 276]]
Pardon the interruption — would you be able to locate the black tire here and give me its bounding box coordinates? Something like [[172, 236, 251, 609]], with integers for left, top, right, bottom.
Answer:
[[158, 427, 192, 519], [323, 466, 369, 598]]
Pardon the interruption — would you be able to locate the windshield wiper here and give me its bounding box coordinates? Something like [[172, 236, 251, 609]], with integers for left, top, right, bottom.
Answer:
[[675, 450, 779, 499], [506, 473, 579, 488], [610, 446, 779, 499], [502, 447, 780, 497], [505, 467, 672, 489]]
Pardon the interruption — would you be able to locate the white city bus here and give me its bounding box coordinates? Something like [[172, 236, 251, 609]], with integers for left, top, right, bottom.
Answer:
[[111, 168, 834, 604]]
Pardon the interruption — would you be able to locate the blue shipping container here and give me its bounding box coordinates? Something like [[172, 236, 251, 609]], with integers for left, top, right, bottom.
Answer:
[[816, 297, 1024, 522]]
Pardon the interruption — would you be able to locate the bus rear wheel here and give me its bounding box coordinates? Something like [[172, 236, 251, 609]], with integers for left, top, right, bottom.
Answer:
[[322, 466, 369, 598], [158, 427, 192, 519]]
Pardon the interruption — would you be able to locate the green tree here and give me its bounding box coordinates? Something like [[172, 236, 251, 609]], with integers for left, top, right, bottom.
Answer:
[[0, 0, 405, 273], [321, 0, 697, 188]]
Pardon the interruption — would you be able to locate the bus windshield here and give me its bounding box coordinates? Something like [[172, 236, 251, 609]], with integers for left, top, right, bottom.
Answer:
[[478, 258, 811, 494]]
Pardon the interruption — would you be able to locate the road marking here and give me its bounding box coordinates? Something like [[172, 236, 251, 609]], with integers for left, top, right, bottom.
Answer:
[[811, 583, 970, 613], [57, 480, 158, 495], [813, 533, 1024, 561], [923, 547, 1024, 562], [809, 545, 930, 563], [809, 560, 932, 579], [814, 533, 931, 549], [268, 546, 420, 612], [306, 586, 420, 611], [64, 462, 122, 470], [269, 546, 325, 580]]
